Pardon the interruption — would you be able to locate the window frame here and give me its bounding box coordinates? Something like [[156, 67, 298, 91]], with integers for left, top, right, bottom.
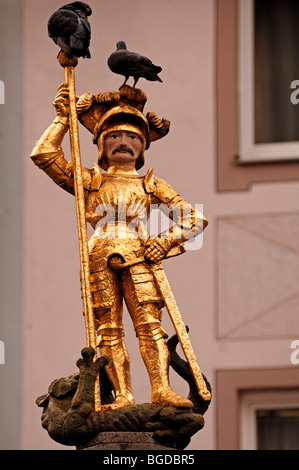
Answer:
[[239, 0, 299, 163], [240, 389, 299, 449], [216, 368, 299, 449], [216, 0, 299, 192]]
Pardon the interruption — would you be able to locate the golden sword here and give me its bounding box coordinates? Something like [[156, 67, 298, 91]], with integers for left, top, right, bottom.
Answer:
[[118, 256, 211, 402]]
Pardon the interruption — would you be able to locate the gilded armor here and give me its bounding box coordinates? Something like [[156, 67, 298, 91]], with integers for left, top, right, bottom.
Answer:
[[30, 84, 208, 409]]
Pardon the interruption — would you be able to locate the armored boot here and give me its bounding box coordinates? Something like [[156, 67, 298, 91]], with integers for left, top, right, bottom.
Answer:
[[98, 327, 135, 410], [137, 324, 193, 408]]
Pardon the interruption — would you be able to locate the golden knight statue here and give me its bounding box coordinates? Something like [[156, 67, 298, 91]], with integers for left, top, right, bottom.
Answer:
[[30, 83, 208, 411]]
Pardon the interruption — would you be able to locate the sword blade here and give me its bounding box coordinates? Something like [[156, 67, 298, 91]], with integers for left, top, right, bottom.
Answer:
[[151, 263, 211, 402]]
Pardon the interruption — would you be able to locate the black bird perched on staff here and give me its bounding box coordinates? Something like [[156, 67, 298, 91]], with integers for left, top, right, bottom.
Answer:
[[108, 41, 163, 89], [47, 2, 92, 58]]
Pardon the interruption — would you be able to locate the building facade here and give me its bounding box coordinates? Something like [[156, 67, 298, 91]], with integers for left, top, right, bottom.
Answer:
[[0, 0, 298, 450]]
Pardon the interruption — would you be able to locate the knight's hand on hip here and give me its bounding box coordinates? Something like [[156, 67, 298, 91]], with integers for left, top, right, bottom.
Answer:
[[53, 83, 70, 118], [144, 238, 172, 263]]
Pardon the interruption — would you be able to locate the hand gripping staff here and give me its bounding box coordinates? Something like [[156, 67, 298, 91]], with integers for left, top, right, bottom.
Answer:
[[58, 52, 101, 411]]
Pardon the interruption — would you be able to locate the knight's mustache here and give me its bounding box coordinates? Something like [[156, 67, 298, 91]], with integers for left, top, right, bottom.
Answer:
[[112, 145, 134, 156]]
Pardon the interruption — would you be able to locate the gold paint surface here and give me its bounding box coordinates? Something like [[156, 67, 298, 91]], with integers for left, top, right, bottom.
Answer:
[[64, 65, 101, 411], [30, 79, 209, 411], [151, 263, 211, 401]]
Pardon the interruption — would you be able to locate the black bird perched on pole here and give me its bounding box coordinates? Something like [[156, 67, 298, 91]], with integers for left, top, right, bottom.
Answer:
[[107, 41, 163, 89], [48, 2, 92, 58]]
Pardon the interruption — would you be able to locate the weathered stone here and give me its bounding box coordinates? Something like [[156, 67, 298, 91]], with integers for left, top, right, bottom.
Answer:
[[36, 341, 211, 449], [77, 431, 176, 450]]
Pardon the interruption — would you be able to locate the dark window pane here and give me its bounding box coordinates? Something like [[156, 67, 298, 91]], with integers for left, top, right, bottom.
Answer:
[[257, 408, 299, 450], [254, 0, 299, 143]]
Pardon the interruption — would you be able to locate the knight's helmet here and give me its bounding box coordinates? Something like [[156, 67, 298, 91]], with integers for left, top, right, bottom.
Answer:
[[76, 85, 170, 170]]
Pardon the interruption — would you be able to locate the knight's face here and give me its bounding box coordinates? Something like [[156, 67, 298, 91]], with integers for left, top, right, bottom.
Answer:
[[103, 130, 142, 168]]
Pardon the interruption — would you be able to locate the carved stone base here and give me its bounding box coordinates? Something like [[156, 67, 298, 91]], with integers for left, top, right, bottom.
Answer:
[[77, 431, 177, 451]]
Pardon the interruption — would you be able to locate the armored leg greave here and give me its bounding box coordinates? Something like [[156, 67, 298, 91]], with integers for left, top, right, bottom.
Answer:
[[135, 312, 193, 408], [98, 327, 135, 410]]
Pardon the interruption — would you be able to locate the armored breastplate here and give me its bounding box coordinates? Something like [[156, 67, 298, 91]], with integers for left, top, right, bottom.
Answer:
[[87, 166, 151, 241]]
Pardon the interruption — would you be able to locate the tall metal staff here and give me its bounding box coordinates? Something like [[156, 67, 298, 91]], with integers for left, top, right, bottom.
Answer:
[[58, 52, 101, 411]]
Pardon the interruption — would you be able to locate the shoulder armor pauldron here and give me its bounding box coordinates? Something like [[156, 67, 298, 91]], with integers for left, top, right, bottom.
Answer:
[[143, 167, 156, 193], [90, 163, 103, 191]]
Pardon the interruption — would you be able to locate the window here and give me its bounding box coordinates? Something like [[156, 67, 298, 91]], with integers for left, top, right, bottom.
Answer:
[[216, 368, 299, 449], [241, 390, 299, 450], [239, 0, 299, 162], [216, 0, 299, 191], [257, 408, 299, 450]]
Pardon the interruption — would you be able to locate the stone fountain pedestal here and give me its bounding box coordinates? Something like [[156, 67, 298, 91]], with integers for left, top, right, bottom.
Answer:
[[77, 431, 177, 450]]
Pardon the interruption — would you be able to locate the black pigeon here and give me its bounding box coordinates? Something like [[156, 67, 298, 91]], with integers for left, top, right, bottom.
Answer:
[[48, 2, 92, 58], [107, 41, 163, 88]]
